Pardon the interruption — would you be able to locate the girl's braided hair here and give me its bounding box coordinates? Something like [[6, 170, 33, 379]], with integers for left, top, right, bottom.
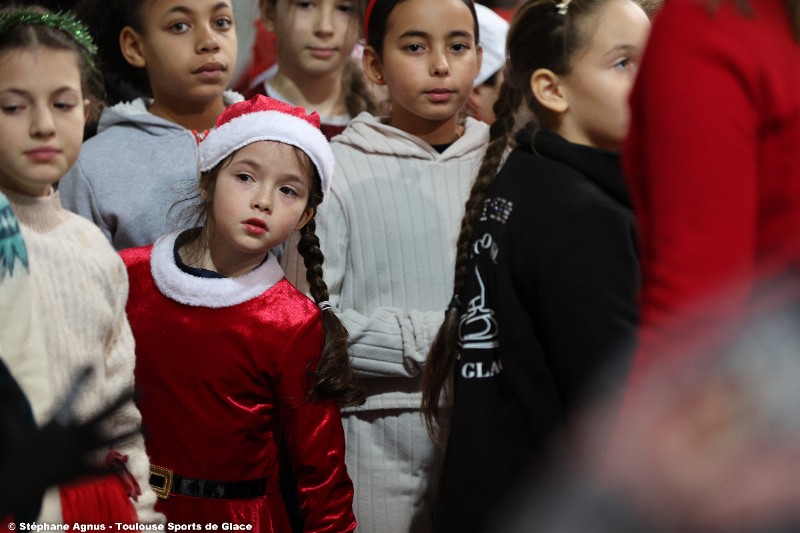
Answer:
[[421, 0, 615, 443]]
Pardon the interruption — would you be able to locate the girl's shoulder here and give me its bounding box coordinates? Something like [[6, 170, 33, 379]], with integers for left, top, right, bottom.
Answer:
[[497, 133, 628, 214], [59, 210, 125, 256], [499, 139, 572, 183], [89, 100, 188, 145], [119, 244, 153, 270], [331, 111, 380, 141], [36, 211, 132, 284], [270, 279, 323, 323], [61, 208, 105, 235], [332, 113, 488, 165]]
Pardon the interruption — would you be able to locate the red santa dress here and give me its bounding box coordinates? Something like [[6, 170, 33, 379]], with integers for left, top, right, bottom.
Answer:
[[121, 231, 356, 532]]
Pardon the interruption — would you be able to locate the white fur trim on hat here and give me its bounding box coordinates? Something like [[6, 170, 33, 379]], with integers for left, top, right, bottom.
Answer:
[[199, 108, 335, 196]]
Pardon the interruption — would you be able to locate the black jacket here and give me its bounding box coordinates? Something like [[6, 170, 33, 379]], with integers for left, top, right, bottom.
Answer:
[[434, 130, 639, 532]]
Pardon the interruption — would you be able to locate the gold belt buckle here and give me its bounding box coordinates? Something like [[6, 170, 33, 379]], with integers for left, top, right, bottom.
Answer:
[[149, 464, 173, 500]]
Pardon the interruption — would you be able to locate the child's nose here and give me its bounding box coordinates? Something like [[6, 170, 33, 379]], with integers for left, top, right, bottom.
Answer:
[[431, 51, 450, 77], [313, 6, 335, 36], [30, 107, 56, 138], [197, 24, 222, 54], [253, 189, 272, 212]]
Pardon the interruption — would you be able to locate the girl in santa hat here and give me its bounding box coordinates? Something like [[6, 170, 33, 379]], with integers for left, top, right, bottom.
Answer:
[[121, 95, 363, 532]]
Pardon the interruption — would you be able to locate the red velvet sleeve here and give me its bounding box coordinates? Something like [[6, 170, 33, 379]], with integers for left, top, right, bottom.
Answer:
[[274, 316, 356, 533], [623, 0, 762, 375]]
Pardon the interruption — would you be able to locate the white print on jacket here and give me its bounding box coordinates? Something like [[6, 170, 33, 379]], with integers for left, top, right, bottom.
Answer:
[[480, 197, 514, 224], [458, 232, 503, 379]]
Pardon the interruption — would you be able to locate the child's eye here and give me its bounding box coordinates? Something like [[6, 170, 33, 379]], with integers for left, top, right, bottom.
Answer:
[[170, 21, 190, 33], [405, 43, 424, 53], [1, 105, 21, 114], [0, 101, 24, 114], [236, 173, 254, 183], [296, 1, 314, 9], [279, 186, 298, 197], [54, 101, 77, 111], [336, 2, 353, 14], [451, 43, 469, 52], [214, 17, 233, 30], [613, 58, 631, 69]]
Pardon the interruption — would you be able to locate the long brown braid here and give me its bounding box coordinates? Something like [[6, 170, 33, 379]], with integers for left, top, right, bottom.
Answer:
[[421, 80, 523, 443], [296, 186, 366, 408]]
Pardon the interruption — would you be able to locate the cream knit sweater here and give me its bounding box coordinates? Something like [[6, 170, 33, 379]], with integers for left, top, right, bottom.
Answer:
[[2, 187, 161, 524], [0, 190, 52, 425]]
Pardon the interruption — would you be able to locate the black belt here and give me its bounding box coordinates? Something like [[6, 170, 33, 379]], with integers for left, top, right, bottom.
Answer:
[[149, 464, 267, 500]]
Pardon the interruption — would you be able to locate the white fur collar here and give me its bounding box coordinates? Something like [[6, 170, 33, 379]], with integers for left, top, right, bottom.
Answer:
[[150, 231, 284, 308]]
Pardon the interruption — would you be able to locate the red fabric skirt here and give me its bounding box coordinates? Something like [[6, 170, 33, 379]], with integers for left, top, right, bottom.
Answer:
[[60, 474, 137, 523], [60, 452, 139, 523]]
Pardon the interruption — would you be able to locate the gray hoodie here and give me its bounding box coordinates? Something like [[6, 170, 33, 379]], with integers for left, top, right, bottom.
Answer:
[[59, 93, 243, 251]]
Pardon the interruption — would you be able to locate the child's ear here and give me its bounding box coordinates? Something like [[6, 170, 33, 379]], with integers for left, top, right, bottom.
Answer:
[[362, 46, 385, 86], [119, 26, 146, 68], [295, 207, 314, 231], [260, 0, 277, 32], [83, 99, 90, 122], [530, 68, 568, 114]]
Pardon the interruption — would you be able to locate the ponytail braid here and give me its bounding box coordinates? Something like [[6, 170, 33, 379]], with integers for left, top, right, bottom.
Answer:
[[297, 217, 365, 407], [421, 79, 525, 443]]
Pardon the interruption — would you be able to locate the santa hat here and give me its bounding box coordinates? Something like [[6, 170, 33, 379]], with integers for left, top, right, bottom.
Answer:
[[199, 95, 334, 195]]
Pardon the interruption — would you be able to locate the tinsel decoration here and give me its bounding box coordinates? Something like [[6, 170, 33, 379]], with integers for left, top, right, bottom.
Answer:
[[0, 10, 97, 72]]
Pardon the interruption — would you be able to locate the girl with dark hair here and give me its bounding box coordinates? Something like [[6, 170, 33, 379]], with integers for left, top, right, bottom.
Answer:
[[58, 0, 241, 250], [421, 0, 650, 530], [121, 95, 363, 531], [246, 0, 379, 140], [281, 0, 485, 530]]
